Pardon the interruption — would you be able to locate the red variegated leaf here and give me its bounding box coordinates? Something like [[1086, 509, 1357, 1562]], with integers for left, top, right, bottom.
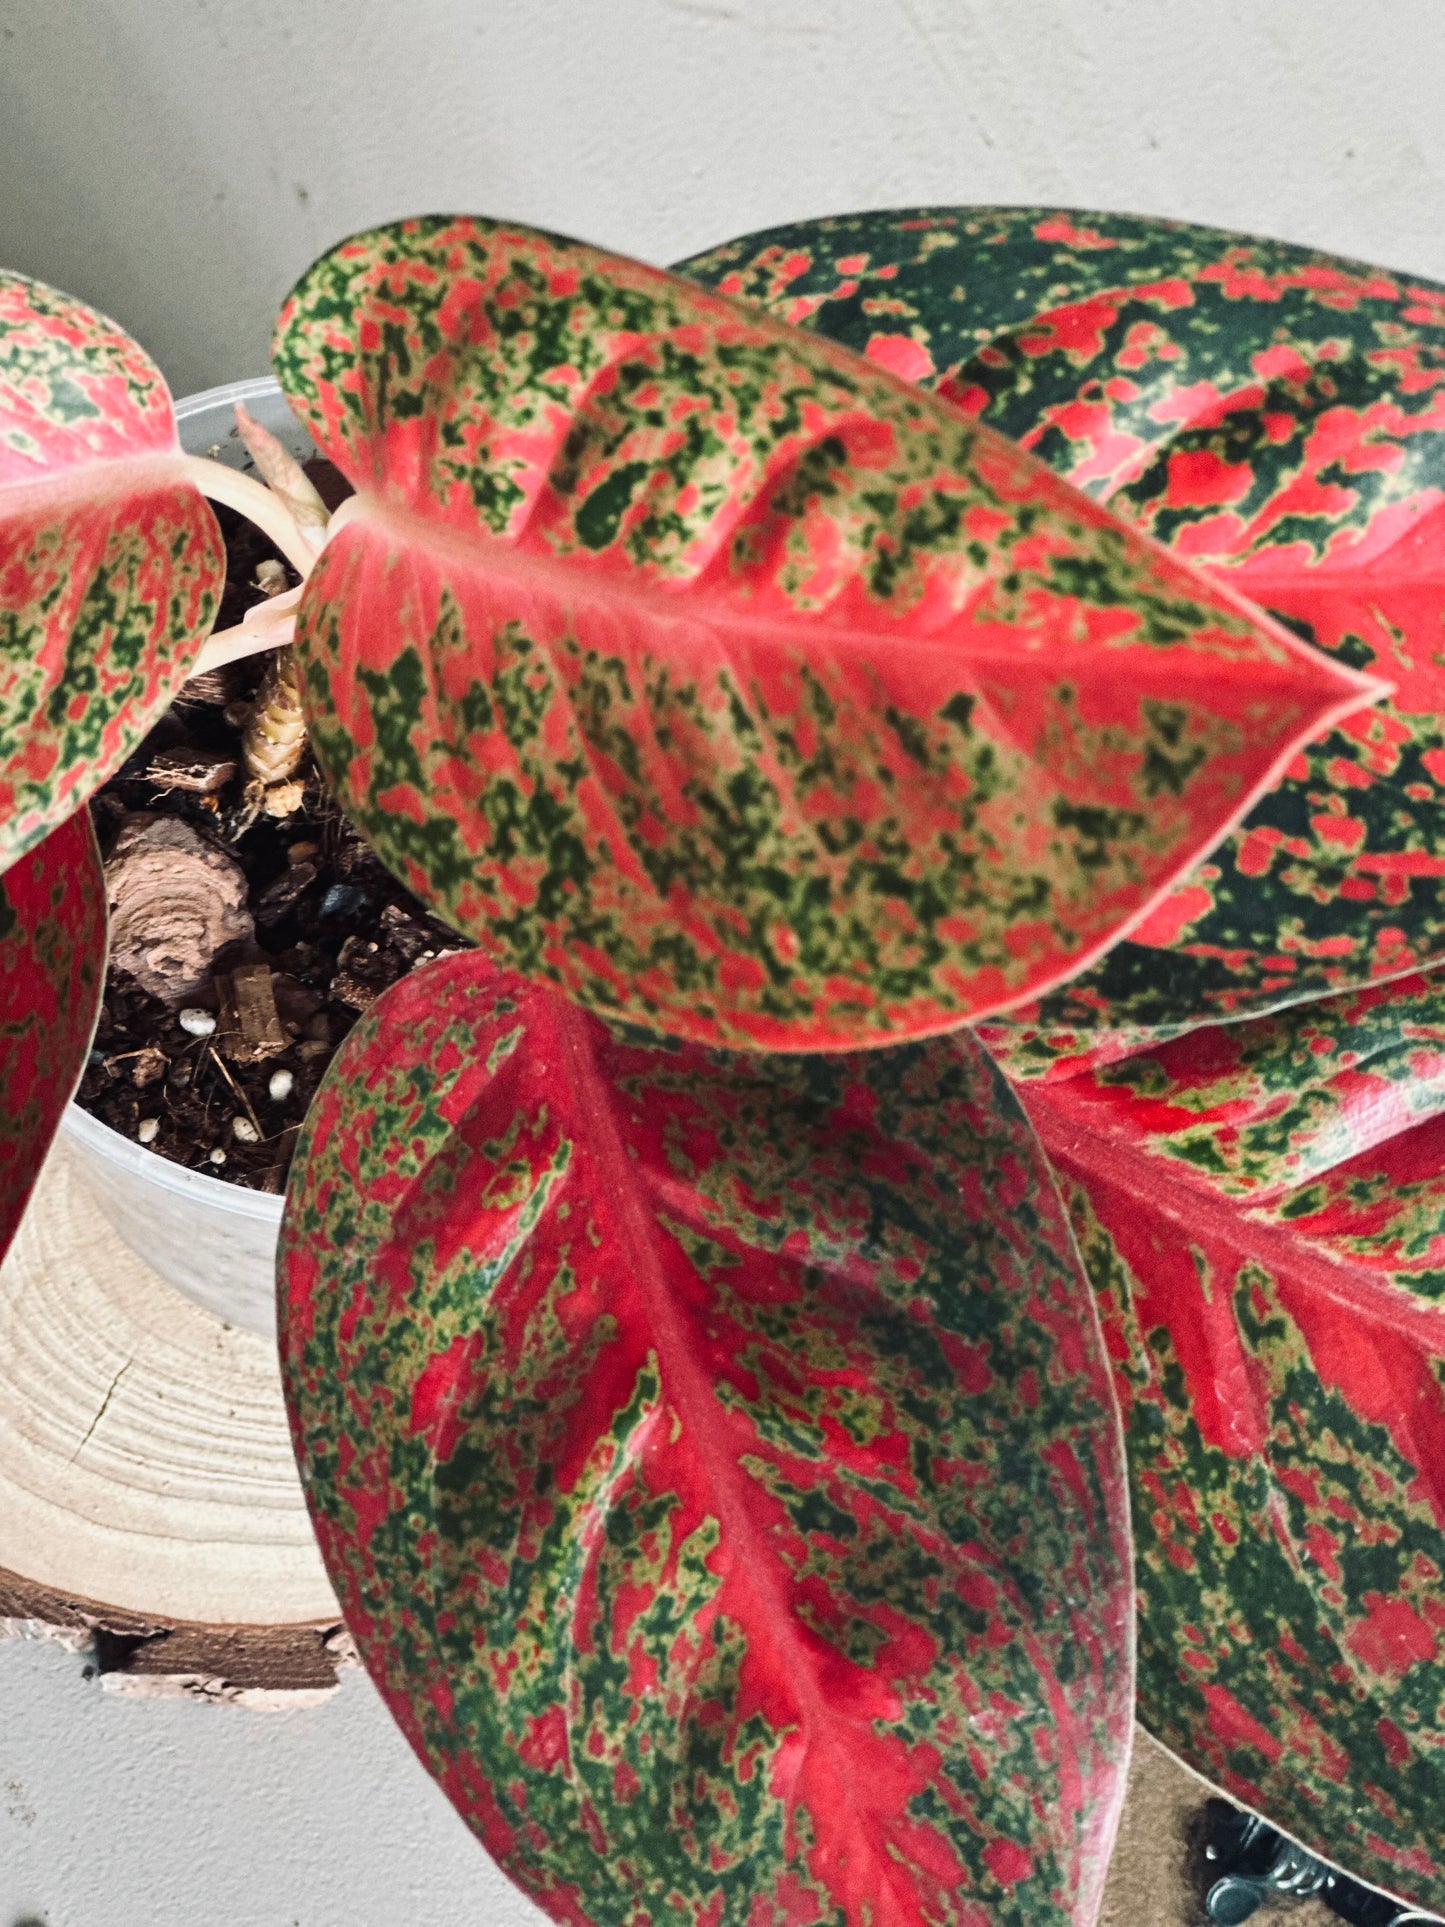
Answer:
[[0, 271, 223, 868], [0, 808, 105, 1261], [681, 211, 1445, 1041], [1017, 970, 1445, 1196], [279, 952, 1134, 1926], [1015, 994, 1445, 1913], [270, 215, 1376, 1050]]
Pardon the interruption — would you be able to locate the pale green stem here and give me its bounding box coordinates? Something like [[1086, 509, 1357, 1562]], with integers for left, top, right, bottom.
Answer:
[[181, 452, 318, 680], [179, 453, 319, 577]]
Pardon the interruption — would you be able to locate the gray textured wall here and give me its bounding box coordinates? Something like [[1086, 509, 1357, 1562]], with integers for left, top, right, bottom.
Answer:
[[4, 0, 1445, 396], [2, 2, 1444, 1921], [0, 1641, 544, 1926]]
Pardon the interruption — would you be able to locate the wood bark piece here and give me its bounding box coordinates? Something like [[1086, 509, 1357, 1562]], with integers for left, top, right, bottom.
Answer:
[[178, 660, 245, 708], [216, 961, 289, 1062], [0, 1567, 350, 1707], [104, 812, 253, 1006], [0, 1131, 340, 1692], [137, 746, 238, 795]]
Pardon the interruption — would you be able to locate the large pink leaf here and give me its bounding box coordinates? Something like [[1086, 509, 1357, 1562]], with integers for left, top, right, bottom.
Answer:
[[279, 952, 1134, 1925], [681, 210, 1445, 1041], [0, 271, 223, 869], [0, 808, 105, 1262], [1016, 988, 1445, 1913], [270, 215, 1377, 1050]]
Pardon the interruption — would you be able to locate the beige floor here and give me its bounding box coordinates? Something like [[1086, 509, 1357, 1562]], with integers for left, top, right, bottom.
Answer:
[[1101, 1730, 1335, 1927]]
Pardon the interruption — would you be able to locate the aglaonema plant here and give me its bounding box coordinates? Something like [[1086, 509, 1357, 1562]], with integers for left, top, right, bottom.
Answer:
[[1, 207, 1443, 1923]]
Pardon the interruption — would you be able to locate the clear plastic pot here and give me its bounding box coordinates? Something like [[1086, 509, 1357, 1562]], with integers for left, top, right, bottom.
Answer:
[[60, 1104, 284, 1338], [60, 377, 312, 1340]]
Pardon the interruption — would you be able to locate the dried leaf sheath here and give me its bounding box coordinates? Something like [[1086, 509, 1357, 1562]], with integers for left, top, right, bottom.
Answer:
[[280, 953, 1134, 1927], [242, 645, 306, 787], [234, 401, 330, 552], [273, 216, 1376, 1051]]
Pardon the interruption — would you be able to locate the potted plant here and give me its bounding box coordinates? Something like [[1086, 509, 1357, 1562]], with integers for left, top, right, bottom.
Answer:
[[3, 205, 1444, 1925], [15, 362, 455, 1340]]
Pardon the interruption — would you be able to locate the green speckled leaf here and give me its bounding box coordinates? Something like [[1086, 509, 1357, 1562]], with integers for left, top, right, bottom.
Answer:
[[270, 214, 1373, 1050], [0, 270, 224, 869], [0, 808, 105, 1261], [681, 210, 1445, 1040], [1007, 968, 1445, 1196], [280, 952, 1133, 1926], [1020, 999, 1445, 1912]]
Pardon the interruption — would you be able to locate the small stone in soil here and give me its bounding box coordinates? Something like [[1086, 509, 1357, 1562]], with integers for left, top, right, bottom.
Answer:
[[268, 1068, 295, 1101], [332, 934, 394, 1012], [179, 1008, 217, 1036], [137, 1117, 159, 1145], [139, 747, 239, 795], [320, 883, 368, 920]]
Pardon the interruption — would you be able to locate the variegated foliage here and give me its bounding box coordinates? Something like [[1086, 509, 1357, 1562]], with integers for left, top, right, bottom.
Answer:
[[270, 215, 1372, 1052], [680, 208, 1445, 1044], [0, 271, 223, 872], [280, 952, 1133, 1927], [0, 809, 105, 1262], [1023, 995, 1445, 1916]]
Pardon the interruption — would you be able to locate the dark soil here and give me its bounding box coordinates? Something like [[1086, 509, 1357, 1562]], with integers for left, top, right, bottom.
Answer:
[[75, 464, 470, 1193]]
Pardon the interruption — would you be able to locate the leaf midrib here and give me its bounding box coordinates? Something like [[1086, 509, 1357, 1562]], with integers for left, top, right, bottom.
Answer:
[[550, 997, 943, 1917]]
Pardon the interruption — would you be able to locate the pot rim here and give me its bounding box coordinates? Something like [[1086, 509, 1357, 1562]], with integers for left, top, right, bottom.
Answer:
[[174, 373, 289, 436], [62, 1102, 285, 1223]]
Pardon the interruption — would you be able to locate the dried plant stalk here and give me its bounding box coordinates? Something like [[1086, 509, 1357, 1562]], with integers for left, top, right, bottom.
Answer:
[[191, 405, 333, 828]]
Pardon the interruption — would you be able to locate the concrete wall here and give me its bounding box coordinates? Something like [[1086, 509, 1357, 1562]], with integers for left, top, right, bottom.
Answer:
[[3, 0, 1445, 397], [3, 3, 1445, 1922], [0, 1641, 544, 1927]]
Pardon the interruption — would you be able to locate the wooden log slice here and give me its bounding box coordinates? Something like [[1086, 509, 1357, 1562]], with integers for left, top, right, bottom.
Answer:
[[0, 1132, 342, 1700]]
